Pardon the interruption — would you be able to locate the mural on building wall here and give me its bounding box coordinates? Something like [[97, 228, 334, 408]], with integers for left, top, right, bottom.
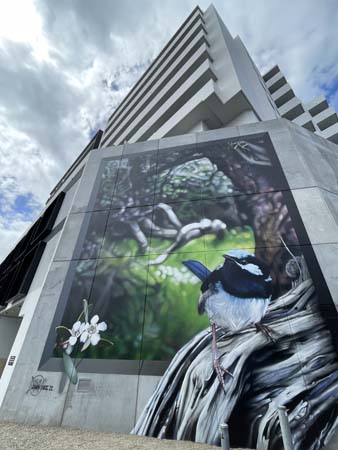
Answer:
[[50, 134, 338, 450]]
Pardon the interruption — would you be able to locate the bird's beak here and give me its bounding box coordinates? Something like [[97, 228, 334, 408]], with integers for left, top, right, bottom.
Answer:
[[223, 254, 235, 262]]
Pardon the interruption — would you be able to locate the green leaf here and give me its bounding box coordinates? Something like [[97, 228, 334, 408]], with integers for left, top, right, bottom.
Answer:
[[62, 352, 78, 384], [83, 298, 89, 323], [100, 338, 114, 347], [81, 338, 91, 352], [58, 373, 68, 394], [65, 344, 74, 355], [77, 303, 93, 322], [55, 326, 71, 334], [76, 311, 84, 322]]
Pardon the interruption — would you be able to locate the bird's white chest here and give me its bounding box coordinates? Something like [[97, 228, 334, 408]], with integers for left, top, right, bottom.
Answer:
[[204, 282, 269, 331]]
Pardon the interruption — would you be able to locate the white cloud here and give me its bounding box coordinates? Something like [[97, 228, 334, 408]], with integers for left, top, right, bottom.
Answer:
[[0, 0, 337, 261], [0, 0, 51, 62]]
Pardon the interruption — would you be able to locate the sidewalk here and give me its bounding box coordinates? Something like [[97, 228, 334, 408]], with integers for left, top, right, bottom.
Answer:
[[0, 423, 246, 450]]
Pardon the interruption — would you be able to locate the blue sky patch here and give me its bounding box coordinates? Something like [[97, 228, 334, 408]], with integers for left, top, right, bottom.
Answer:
[[0, 192, 41, 226], [326, 76, 338, 106]]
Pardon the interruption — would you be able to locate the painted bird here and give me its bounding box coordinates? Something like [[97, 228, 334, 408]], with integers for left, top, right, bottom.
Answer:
[[183, 249, 273, 389]]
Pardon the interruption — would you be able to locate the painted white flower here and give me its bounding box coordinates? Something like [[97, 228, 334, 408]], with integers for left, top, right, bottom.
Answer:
[[68, 321, 86, 346], [80, 315, 107, 351]]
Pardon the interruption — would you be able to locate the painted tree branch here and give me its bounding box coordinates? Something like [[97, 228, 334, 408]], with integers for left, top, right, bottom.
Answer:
[[114, 139, 300, 292], [133, 267, 338, 450], [149, 218, 227, 265]]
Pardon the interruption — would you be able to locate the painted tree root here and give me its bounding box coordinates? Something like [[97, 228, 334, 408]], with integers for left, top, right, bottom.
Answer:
[[133, 275, 338, 450]]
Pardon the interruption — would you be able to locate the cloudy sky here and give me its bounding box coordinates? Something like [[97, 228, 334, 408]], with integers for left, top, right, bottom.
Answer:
[[0, 0, 337, 260]]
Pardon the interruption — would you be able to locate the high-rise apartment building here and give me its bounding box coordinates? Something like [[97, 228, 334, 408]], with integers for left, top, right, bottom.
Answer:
[[1, 5, 338, 450], [99, 6, 337, 147]]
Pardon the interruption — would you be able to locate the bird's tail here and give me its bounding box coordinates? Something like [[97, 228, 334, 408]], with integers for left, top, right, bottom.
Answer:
[[182, 260, 210, 281]]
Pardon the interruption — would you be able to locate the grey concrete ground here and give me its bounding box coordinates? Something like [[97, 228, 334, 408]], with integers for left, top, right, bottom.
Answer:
[[0, 423, 248, 450]]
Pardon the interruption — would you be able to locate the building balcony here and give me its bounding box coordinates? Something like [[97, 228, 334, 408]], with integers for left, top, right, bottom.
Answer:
[[105, 11, 206, 131], [317, 122, 338, 144], [117, 60, 217, 144], [292, 111, 316, 131], [266, 70, 287, 94], [102, 35, 211, 146], [262, 65, 280, 82], [272, 82, 295, 108], [314, 106, 338, 131], [305, 95, 329, 117], [278, 96, 304, 120]]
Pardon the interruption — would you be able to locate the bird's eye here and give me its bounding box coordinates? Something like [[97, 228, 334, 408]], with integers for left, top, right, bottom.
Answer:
[[242, 259, 247, 264]]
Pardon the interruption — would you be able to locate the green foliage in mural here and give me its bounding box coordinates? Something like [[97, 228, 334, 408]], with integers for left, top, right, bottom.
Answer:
[[54, 226, 254, 362]]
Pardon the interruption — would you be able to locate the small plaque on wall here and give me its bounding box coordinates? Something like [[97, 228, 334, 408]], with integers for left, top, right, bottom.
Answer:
[[7, 355, 16, 366], [77, 378, 92, 393]]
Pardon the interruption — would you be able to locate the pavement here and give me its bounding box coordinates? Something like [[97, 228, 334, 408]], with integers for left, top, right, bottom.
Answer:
[[0, 423, 248, 450]]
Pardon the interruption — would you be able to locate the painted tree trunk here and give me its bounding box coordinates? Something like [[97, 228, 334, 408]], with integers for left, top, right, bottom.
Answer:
[[133, 267, 338, 450]]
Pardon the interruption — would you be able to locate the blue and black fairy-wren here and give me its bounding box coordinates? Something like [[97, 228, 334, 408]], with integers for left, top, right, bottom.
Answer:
[[183, 249, 273, 388]]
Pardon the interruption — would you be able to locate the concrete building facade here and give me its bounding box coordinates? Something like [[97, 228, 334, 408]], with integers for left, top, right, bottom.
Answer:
[[1, 5, 338, 450]]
